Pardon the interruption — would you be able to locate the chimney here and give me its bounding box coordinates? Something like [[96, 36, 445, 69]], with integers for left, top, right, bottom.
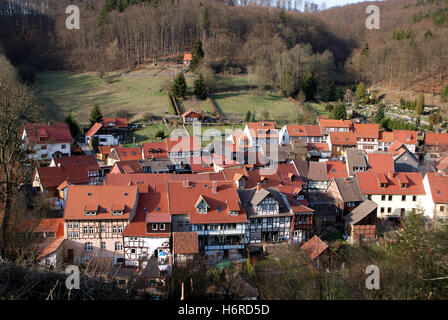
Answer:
[[183, 179, 189, 188], [387, 171, 394, 179], [57, 163, 62, 168], [256, 183, 262, 191], [212, 180, 217, 193]]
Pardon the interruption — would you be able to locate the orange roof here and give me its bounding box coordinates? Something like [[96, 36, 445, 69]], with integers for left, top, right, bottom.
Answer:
[[327, 161, 348, 180], [98, 145, 120, 156], [426, 172, 448, 203], [167, 181, 246, 224], [173, 232, 199, 254], [34, 218, 65, 260], [319, 119, 352, 132], [23, 122, 72, 144], [166, 136, 201, 153], [393, 130, 417, 145], [276, 163, 305, 186], [142, 142, 168, 159], [85, 122, 103, 137], [112, 160, 144, 174], [112, 147, 142, 161], [52, 155, 99, 171], [183, 53, 192, 61], [123, 189, 170, 237], [307, 143, 330, 152], [353, 123, 379, 139], [36, 165, 92, 189], [221, 167, 249, 181], [182, 109, 201, 118], [246, 122, 278, 138], [378, 131, 393, 143], [368, 153, 394, 173], [301, 235, 329, 261], [103, 118, 128, 128], [356, 171, 425, 195], [246, 169, 282, 189], [64, 185, 138, 220], [286, 125, 322, 137], [329, 132, 357, 146], [425, 133, 448, 146]]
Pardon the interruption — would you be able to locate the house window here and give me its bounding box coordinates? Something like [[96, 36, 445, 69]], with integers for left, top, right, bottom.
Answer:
[[380, 207, 385, 213], [41, 145, 47, 150], [89, 226, 94, 234], [73, 232, 79, 238], [61, 144, 66, 149], [41, 153, 48, 159], [112, 226, 117, 233], [85, 242, 93, 252], [73, 223, 79, 229], [130, 249, 136, 254], [114, 242, 123, 251], [388, 195, 393, 201], [380, 183, 387, 188], [412, 196, 417, 202], [100, 242, 106, 250], [100, 225, 106, 232], [152, 224, 158, 231], [441, 206, 445, 212], [159, 224, 165, 231], [118, 226, 123, 233], [46, 232, 55, 238], [381, 195, 386, 201], [387, 208, 392, 213], [83, 226, 88, 234], [402, 195, 406, 202], [68, 232, 72, 238], [68, 223, 72, 229]]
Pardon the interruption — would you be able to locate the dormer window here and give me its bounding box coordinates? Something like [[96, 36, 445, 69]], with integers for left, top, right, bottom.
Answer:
[[85, 210, 97, 216], [195, 195, 210, 214], [112, 210, 124, 215], [229, 211, 238, 216], [380, 183, 387, 188], [401, 183, 408, 189]]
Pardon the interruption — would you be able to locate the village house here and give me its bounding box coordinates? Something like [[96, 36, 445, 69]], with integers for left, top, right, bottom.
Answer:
[[142, 142, 168, 159], [300, 235, 340, 270], [22, 122, 72, 160], [328, 132, 358, 159], [422, 172, 448, 221], [353, 123, 379, 153], [345, 148, 368, 176], [326, 177, 364, 217], [50, 155, 101, 185], [167, 180, 247, 257], [390, 143, 419, 172], [279, 124, 323, 146], [107, 147, 142, 166], [378, 131, 394, 151], [307, 142, 331, 160], [343, 200, 377, 244], [85, 118, 132, 147], [167, 136, 201, 160], [172, 232, 199, 264], [327, 160, 349, 180], [33, 218, 65, 268], [182, 110, 202, 123], [122, 188, 171, 269], [306, 161, 329, 191], [63, 185, 139, 265], [392, 130, 418, 154], [424, 132, 448, 162], [97, 145, 120, 162], [243, 121, 278, 151], [356, 171, 425, 220], [318, 118, 352, 142], [183, 53, 192, 65]]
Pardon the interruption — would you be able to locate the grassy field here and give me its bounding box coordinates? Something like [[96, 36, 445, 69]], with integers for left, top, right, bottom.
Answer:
[[35, 69, 301, 127]]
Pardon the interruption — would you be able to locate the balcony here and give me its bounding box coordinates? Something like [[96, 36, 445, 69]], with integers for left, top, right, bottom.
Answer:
[[204, 244, 244, 250], [196, 229, 245, 236]]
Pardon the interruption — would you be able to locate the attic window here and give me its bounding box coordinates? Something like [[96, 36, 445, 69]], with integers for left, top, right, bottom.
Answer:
[[112, 210, 124, 215], [87, 193, 92, 196], [157, 207, 161, 211], [124, 193, 128, 196], [401, 183, 408, 189], [437, 190, 441, 195], [122, 152, 126, 156], [229, 211, 238, 216], [217, 206, 222, 213], [85, 211, 97, 216], [380, 183, 387, 188]]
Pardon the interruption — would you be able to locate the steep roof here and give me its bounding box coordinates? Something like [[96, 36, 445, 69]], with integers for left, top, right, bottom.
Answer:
[[142, 142, 168, 159], [319, 119, 352, 132], [300, 235, 329, 261], [112, 160, 144, 174], [343, 200, 377, 225], [368, 153, 394, 173], [353, 123, 379, 139], [356, 171, 425, 195], [426, 172, 448, 204], [286, 125, 322, 137], [327, 161, 349, 180], [332, 177, 364, 203], [246, 121, 278, 138], [166, 181, 246, 224], [36, 165, 91, 189], [111, 147, 142, 161], [308, 161, 328, 181], [183, 53, 192, 61], [64, 185, 138, 220], [123, 189, 170, 237], [329, 132, 357, 146], [85, 123, 103, 137], [23, 122, 72, 144], [173, 232, 199, 254], [52, 155, 99, 171], [34, 218, 65, 260], [246, 169, 282, 188], [378, 131, 393, 143], [345, 148, 367, 176], [166, 136, 201, 153], [98, 145, 121, 156], [393, 130, 417, 145]]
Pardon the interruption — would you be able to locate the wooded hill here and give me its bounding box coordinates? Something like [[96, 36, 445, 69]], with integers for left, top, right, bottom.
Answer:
[[1, 0, 448, 98]]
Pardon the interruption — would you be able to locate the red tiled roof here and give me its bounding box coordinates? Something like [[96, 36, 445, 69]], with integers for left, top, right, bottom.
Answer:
[[378, 131, 393, 143], [183, 53, 192, 61], [167, 181, 246, 224], [286, 125, 322, 137], [52, 155, 99, 171], [112, 147, 142, 161], [425, 133, 448, 146], [173, 232, 199, 254], [393, 130, 417, 145], [123, 189, 170, 237], [426, 172, 448, 203], [98, 145, 120, 156], [142, 142, 168, 159], [34, 218, 65, 260], [221, 167, 249, 181], [112, 160, 144, 174], [368, 153, 394, 173], [35, 165, 92, 189], [327, 161, 348, 180], [189, 156, 214, 173], [353, 123, 379, 139], [246, 169, 282, 188], [307, 143, 329, 152], [246, 122, 278, 138], [23, 122, 72, 144], [211, 155, 242, 168], [85, 123, 103, 137], [276, 163, 305, 186], [356, 171, 425, 195], [319, 119, 352, 132], [329, 132, 357, 146], [64, 185, 138, 220], [301, 235, 329, 261], [182, 110, 201, 118]]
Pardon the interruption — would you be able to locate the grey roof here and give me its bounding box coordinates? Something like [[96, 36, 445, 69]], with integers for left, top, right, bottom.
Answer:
[[261, 144, 295, 163], [242, 187, 293, 218], [345, 148, 367, 176], [343, 200, 377, 225], [308, 161, 328, 181], [138, 158, 174, 172], [333, 177, 364, 203]]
